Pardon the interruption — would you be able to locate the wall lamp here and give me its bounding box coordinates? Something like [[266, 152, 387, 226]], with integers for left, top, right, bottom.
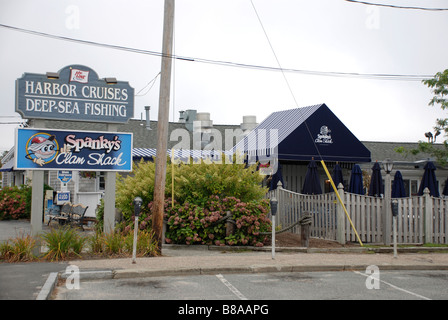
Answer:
[[382, 158, 394, 174], [104, 77, 118, 84], [46, 72, 59, 79]]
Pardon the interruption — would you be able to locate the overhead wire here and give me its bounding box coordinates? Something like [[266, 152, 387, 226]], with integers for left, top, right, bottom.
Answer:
[[344, 0, 448, 11], [135, 72, 161, 96], [0, 23, 433, 82], [250, 0, 363, 246]]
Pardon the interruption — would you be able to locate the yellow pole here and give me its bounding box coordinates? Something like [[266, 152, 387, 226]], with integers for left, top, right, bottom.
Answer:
[[320, 160, 364, 247]]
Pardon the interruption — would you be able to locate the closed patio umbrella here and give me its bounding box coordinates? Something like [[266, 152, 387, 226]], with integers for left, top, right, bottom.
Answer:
[[368, 162, 383, 197], [269, 163, 285, 191], [392, 170, 407, 198], [302, 159, 322, 195], [348, 164, 364, 195], [332, 163, 344, 188], [443, 177, 448, 197], [418, 161, 440, 197]]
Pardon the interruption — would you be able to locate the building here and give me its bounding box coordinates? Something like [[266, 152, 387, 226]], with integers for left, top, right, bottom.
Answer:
[[2, 103, 447, 218]]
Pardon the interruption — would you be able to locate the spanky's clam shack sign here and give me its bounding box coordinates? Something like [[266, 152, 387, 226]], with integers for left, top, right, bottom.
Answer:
[[15, 128, 132, 172], [16, 65, 134, 123]]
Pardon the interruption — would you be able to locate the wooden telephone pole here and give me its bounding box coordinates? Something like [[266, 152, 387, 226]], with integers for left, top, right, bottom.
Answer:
[[152, 0, 175, 254]]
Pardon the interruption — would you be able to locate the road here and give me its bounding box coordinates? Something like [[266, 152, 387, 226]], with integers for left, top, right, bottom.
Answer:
[[54, 270, 448, 301]]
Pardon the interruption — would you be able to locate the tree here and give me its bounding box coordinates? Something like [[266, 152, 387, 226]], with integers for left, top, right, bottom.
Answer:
[[396, 69, 448, 165]]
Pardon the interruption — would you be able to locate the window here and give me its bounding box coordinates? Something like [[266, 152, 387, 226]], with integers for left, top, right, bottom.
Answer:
[[99, 172, 106, 191]]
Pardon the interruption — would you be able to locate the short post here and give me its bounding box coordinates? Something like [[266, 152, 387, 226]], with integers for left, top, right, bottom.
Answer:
[[132, 197, 143, 264], [300, 213, 312, 247], [391, 199, 399, 259], [423, 188, 433, 244], [336, 183, 346, 245], [270, 197, 278, 260]]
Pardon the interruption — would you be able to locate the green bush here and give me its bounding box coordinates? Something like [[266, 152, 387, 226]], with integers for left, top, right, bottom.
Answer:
[[40, 227, 87, 261], [0, 186, 29, 220], [87, 228, 159, 257], [110, 156, 269, 247], [162, 195, 271, 247], [115, 157, 267, 223], [0, 234, 37, 262], [0, 184, 53, 221]]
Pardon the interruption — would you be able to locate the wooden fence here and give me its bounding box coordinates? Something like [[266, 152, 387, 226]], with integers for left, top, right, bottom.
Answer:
[[267, 184, 448, 245]]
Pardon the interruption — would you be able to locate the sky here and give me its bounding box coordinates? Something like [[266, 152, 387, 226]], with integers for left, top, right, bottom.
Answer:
[[1, 0, 448, 154]]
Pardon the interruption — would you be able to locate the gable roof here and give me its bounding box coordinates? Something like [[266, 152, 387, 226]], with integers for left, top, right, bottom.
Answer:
[[233, 103, 371, 163]]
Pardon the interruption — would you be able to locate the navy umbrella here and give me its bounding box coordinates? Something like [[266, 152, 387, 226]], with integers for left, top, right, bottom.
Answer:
[[348, 164, 364, 195], [443, 177, 448, 196], [269, 163, 285, 191], [418, 161, 440, 197], [368, 162, 383, 197], [391, 170, 407, 198], [302, 159, 322, 195], [332, 163, 344, 188]]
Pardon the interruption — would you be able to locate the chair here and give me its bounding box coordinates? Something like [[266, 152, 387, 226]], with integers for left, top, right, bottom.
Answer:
[[70, 204, 88, 231], [46, 205, 61, 225]]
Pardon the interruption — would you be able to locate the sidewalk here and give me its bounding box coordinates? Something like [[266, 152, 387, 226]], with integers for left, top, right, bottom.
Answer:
[[63, 244, 448, 281]]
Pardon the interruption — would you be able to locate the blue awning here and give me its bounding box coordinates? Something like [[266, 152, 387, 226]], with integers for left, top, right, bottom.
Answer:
[[233, 104, 371, 163]]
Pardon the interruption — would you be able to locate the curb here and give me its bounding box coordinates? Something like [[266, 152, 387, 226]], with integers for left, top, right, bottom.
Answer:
[[164, 243, 448, 254]]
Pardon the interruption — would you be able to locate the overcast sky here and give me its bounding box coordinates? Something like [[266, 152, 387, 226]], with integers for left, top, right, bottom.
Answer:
[[1, 0, 448, 154]]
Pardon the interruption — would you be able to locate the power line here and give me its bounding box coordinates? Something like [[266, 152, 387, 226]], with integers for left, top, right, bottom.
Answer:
[[250, 0, 323, 161], [135, 72, 161, 96], [0, 23, 434, 81], [344, 0, 448, 11]]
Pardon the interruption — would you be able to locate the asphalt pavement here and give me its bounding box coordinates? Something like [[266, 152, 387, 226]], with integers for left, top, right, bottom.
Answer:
[[2, 220, 448, 300]]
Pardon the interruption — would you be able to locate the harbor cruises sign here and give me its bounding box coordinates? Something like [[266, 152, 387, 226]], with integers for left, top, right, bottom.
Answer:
[[15, 128, 133, 172], [16, 65, 134, 123]]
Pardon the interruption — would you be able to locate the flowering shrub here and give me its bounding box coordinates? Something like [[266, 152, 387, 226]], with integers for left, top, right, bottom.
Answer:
[[112, 157, 270, 247], [161, 195, 271, 247], [0, 186, 29, 220]]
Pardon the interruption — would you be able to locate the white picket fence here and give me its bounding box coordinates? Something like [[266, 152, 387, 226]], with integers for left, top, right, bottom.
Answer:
[[267, 185, 448, 245]]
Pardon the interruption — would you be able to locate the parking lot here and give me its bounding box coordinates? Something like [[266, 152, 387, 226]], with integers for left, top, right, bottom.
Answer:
[[53, 270, 448, 301]]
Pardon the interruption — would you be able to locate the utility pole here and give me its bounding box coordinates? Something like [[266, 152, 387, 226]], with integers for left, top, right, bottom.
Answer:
[[152, 0, 175, 254]]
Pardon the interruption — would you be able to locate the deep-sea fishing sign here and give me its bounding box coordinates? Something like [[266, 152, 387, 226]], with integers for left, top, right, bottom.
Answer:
[[15, 64, 134, 123], [15, 128, 133, 172]]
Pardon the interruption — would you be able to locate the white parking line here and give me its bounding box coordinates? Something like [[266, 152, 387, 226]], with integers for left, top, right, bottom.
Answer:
[[216, 274, 248, 300], [36, 272, 58, 300], [353, 271, 431, 300]]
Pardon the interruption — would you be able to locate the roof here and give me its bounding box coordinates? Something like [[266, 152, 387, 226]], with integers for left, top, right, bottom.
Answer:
[[233, 103, 371, 163], [29, 119, 240, 149]]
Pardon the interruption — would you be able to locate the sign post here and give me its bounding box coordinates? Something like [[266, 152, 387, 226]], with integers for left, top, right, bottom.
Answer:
[[15, 65, 135, 239]]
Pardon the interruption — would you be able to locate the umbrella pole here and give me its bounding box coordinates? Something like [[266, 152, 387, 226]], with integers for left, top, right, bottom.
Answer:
[[321, 160, 364, 247]]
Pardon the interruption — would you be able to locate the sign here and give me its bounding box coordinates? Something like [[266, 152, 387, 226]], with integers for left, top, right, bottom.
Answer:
[[15, 128, 133, 172], [15, 65, 134, 123], [58, 170, 73, 184], [315, 125, 333, 144], [56, 191, 70, 205]]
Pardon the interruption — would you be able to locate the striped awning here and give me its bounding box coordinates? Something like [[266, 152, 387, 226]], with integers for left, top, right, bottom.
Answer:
[[0, 157, 15, 172], [232, 104, 371, 163], [132, 148, 233, 163]]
